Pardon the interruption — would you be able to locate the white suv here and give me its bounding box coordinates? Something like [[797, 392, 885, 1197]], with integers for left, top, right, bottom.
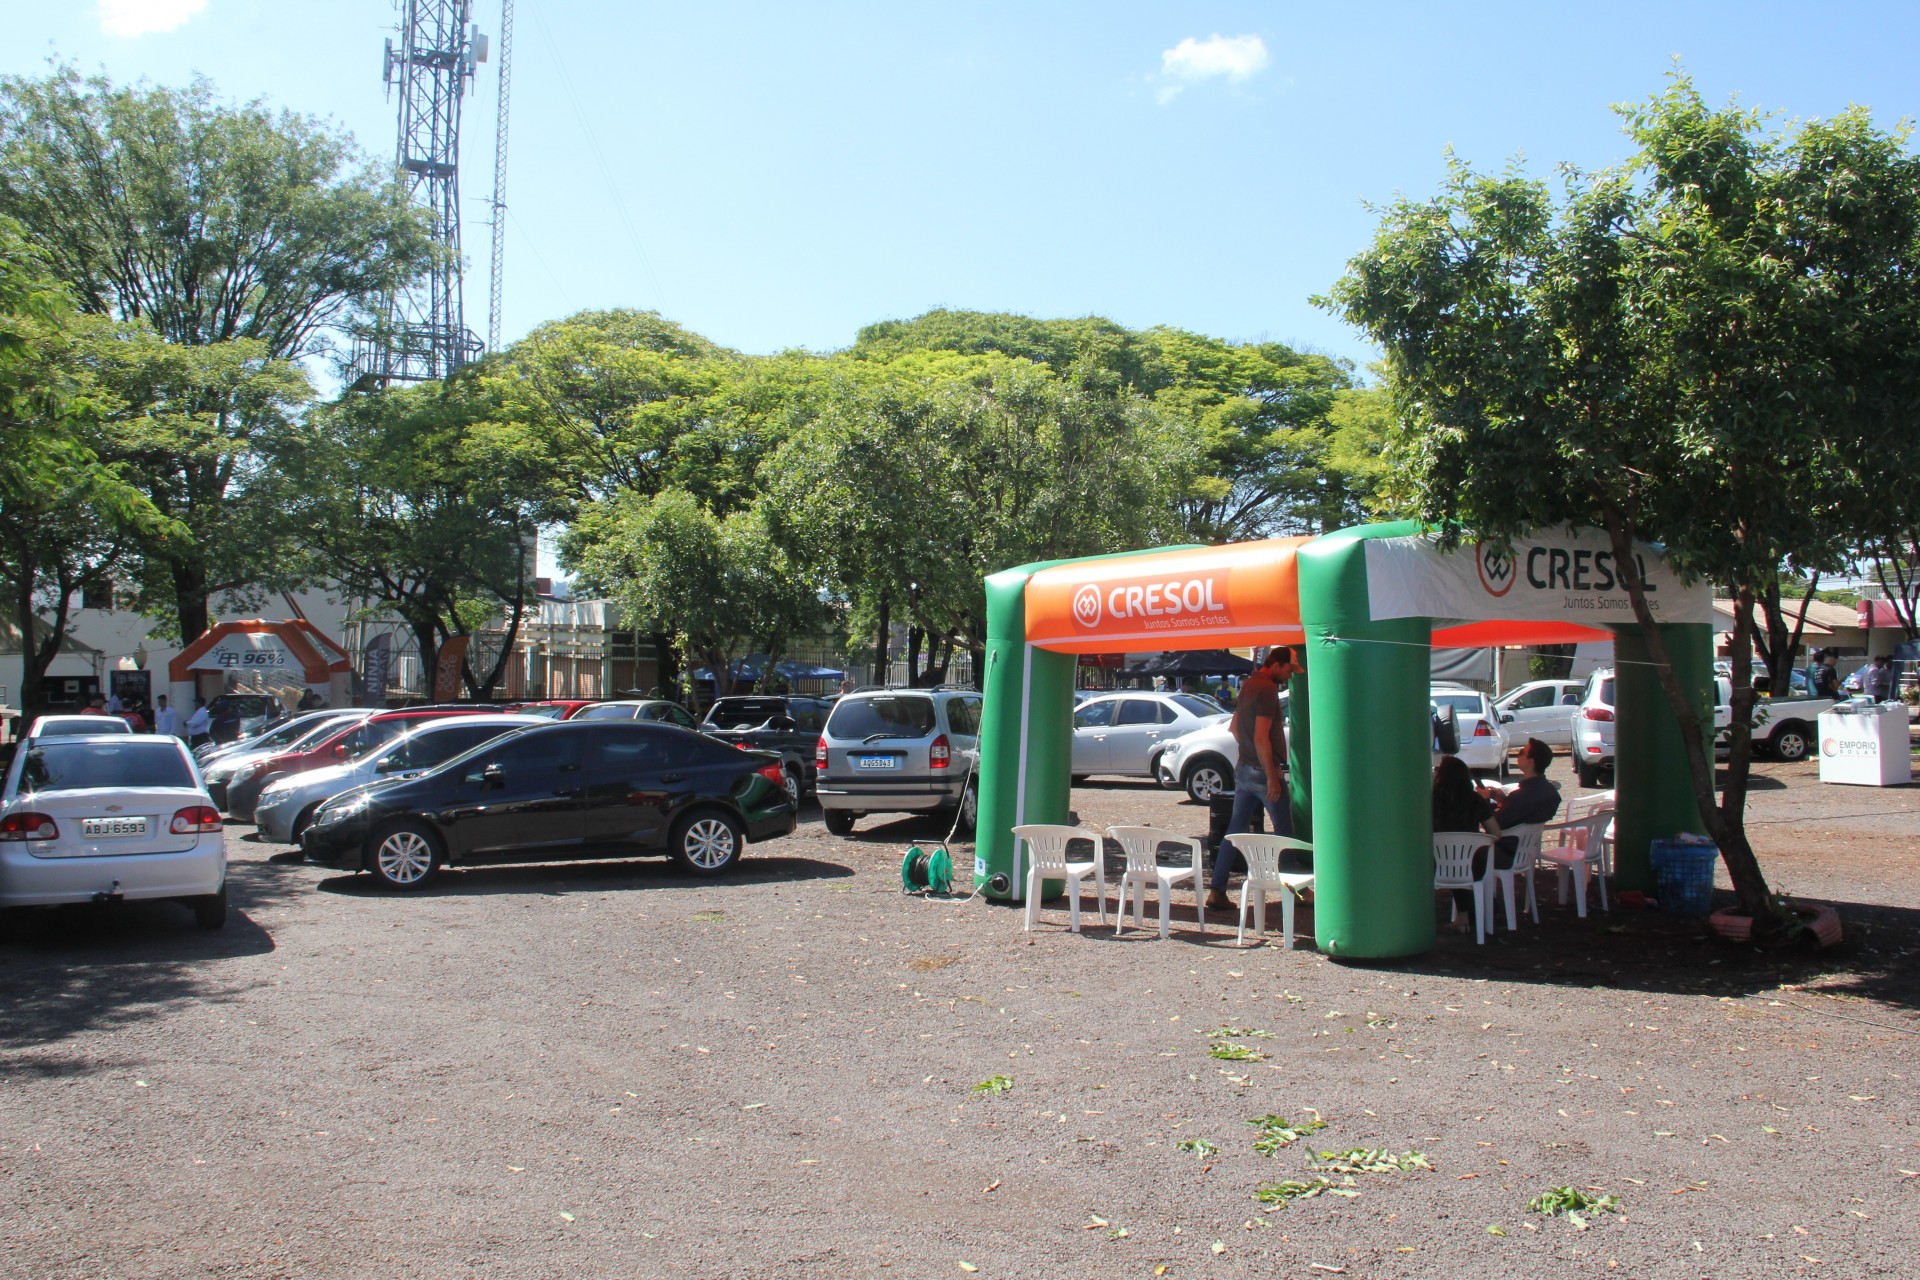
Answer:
[[1572, 668, 1733, 787], [815, 689, 981, 836]]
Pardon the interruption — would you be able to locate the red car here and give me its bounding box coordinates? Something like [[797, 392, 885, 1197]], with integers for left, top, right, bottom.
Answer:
[[500, 700, 596, 720], [223, 707, 492, 821]]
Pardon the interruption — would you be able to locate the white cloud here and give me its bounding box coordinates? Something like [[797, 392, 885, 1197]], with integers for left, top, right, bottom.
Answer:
[[97, 0, 209, 39], [1156, 33, 1269, 103]]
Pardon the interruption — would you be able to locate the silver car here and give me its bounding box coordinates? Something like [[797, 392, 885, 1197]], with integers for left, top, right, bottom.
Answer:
[[254, 714, 545, 845], [815, 689, 981, 837], [1071, 692, 1229, 781]]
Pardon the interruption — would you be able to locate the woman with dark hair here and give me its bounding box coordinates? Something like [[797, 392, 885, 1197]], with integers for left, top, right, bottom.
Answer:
[[1433, 755, 1502, 917]]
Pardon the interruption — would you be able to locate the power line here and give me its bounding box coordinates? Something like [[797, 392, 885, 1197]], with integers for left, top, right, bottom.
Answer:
[[528, 5, 669, 311]]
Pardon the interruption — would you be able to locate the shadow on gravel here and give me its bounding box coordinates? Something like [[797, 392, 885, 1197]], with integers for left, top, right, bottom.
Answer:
[[1312, 892, 1920, 1016], [0, 852, 307, 1055], [313, 853, 857, 898]]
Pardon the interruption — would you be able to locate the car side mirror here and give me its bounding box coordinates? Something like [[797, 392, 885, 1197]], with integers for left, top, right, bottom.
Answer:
[[333, 744, 348, 759], [374, 755, 401, 774], [1561, 694, 1579, 705], [482, 763, 505, 788], [1500, 713, 1516, 724]]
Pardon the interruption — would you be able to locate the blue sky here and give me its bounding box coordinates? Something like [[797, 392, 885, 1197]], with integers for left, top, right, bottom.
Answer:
[[9, 1, 1920, 372]]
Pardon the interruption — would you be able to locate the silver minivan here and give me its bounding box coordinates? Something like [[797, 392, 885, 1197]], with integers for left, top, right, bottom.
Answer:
[[815, 689, 981, 836]]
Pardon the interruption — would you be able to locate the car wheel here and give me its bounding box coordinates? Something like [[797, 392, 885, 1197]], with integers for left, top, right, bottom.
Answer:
[[1576, 759, 1599, 788], [672, 809, 743, 875], [956, 781, 978, 835], [823, 808, 857, 837], [1184, 757, 1230, 804], [192, 888, 227, 931], [781, 764, 802, 805], [1770, 725, 1811, 762], [368, 821, 443, 891], [1498, 752, 1513, 780], [1071, 775, 1089, 786]]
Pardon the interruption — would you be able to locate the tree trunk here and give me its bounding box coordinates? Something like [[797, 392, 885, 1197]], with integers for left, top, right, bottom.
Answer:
[[873, 592, 890, 687], [11, 543, 51, 718], [171, 557, 212, 647], [651, 630, 679, 700], [1603, 515, 1777, 922], [1529, 643, 1576, 679], [1756, 577, 1817, 696], [906, 626, 924, 686]]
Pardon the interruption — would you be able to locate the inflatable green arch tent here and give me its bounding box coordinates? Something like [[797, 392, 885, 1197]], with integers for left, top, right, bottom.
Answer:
[[973, 520, 1716, 960]]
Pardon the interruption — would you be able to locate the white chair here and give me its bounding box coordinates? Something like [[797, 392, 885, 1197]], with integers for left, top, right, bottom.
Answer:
[[1563, 790, 1618, 876], [1433, 832, 1495, 945], [1489, 823, 1545, 930], [1539, 810, 1614, 917], [1108, 826, 1206, 939], [1013, 824, 1108, 933], [1224, 834, 1314, 948]]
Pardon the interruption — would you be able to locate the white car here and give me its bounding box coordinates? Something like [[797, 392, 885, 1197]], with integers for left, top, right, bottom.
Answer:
[[254, 714, 545, 845], [0, 733, 227, 929], [1571, 668, 1735, 786], [1429, 685, 1511, 776], [26, 714, 133, 741], [1072, 692, 1230, 781], [1491, 679, 1583, 750]]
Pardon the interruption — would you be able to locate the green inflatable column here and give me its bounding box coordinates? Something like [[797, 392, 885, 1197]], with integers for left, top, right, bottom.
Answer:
[[1297, 523, 1435, 959], [975, 565, 1077, 900], [1285, 667, 1312, 842], [1609, 623, 1713, 892]]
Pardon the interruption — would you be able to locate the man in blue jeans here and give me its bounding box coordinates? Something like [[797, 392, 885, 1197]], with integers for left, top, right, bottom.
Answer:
[[1205, 645, 1302, 909]]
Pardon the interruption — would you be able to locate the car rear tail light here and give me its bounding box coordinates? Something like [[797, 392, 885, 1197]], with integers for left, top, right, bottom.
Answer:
[[0, 812, 58, 841], [1473, 720, 1493, 737], [170, 806, 222, 834], [756, 762, 786, 788], [816, 736, 828, 769], [929, 734, 951, 769], [1582, 707, 1614, 722]]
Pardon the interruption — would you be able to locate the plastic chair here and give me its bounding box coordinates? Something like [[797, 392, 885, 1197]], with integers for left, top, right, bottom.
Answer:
[[1489, 823, 1545, 930], [1563, 790, 1617, 875], [1539, 810, 1614, 917], [1225, 834, 1314, 948], [1108, 826, 1206, 938], [1013, 824, 1108, 933], [1433, 832, 1494, 945]]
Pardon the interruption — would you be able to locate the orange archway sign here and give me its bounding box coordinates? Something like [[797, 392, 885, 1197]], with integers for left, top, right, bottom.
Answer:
[[1025, 538, 1311, 654]]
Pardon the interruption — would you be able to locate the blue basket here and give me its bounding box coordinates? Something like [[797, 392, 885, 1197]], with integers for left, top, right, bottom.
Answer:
[[1648, 839, 1718, 917]]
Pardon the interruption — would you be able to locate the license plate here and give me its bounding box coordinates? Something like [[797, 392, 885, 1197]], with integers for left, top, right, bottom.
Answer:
[[82, 817, 149, 838], [855, 755, 898, 770]]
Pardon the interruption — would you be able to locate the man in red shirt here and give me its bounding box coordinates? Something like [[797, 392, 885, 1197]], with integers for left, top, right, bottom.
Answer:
[[1205, 645, 1302, 909]]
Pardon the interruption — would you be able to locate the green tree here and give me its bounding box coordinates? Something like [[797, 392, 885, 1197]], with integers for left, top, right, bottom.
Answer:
[[0, 221, 175, 714], [274, 371, 543, 699], [567, 489, 827, 699], [1322, 74, 1920, 923], [0, 68, 432, 643]]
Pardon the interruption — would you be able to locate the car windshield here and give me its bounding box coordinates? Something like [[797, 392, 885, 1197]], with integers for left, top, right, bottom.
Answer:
[[571, 704, 635, 721], [18, 741, 194, 794], [1430, 694, 1486, 716], [513, 704, 570, 719], [826, 696, 936, 739], [704, 699, 786, 729], [1171, 694, 1224, 717]]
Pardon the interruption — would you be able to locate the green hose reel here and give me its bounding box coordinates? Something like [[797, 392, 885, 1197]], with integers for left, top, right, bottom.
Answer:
[[901, 844, 953, 894]]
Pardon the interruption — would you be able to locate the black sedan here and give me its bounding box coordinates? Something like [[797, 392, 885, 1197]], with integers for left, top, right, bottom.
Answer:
[[300, 721, 795, 890]]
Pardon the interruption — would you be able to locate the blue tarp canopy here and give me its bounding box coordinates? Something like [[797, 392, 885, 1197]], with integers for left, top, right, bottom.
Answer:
[[692, 653, 846, 683]]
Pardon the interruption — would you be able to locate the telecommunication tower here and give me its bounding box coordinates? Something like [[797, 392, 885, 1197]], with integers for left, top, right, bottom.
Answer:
[[353, 0, 489, 385], [486, 0, 513, 352]]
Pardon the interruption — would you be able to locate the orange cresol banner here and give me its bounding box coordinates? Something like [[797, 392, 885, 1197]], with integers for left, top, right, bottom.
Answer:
[[1025, 538, 1313, 655], [432, 635, 471, 703]]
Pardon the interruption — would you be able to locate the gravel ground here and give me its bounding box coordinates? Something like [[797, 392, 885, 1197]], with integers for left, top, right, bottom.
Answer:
[[3, 754, 1918, 1280]]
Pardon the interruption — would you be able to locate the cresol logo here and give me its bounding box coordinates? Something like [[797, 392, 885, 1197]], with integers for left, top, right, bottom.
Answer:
[[1072, 584, 1103, 628], [1476, 540, 1515, 598]]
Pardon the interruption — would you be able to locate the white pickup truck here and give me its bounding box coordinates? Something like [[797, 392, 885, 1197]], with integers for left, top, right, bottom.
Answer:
[[1746, 695, 1845, 762]]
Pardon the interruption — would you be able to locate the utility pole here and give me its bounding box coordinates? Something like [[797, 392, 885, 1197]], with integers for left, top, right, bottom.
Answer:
[[353, 0, 489, 386], [486, 0, 514, 354]]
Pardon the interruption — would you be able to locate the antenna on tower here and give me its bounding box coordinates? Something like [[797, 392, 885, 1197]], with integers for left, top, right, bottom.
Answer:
[[486, 0, 513, 354], [353, 0, 489, 387]]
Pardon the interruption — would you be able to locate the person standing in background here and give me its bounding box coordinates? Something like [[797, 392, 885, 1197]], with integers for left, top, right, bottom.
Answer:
[[153, 694, 180, 738], [185, 697, 212, 748]]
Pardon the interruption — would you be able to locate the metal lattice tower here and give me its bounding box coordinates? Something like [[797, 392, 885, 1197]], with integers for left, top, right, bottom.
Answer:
[[486, 0, 513, 353], [353, 0, 488, 385]]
